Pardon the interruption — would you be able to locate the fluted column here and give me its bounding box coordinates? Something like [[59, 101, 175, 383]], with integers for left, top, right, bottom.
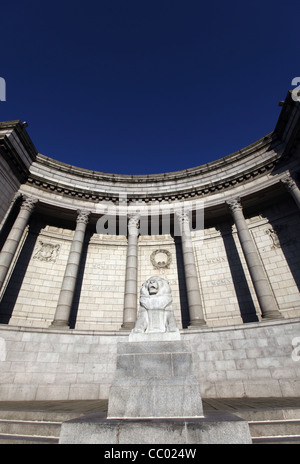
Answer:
[[121, 214, 140, 330], [51, 209, 90, 328], [281, 175, 300, 210], [227, 199, 282, 320], [0, 195, 38, 291], [176, 211, 206, 327]]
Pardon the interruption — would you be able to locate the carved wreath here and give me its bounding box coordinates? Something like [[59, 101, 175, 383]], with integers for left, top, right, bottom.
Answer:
[[150, 249, 172, 269]]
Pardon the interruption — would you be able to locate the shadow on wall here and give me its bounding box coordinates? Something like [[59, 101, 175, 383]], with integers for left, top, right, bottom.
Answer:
[[69, 232, 90, 329], [218, 225, 259, 323], [0, 196, 23, 252], [70, 233, 190, 330], [266, 202, 300, 292], [174, 236, 190, 328], [0, 223, 41, 324]]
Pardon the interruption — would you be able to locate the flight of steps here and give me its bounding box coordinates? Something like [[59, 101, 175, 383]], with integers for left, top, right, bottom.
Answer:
[[0, 408, 81, 444], [0, 403, 299, 444], [236, 407, 300, 444]]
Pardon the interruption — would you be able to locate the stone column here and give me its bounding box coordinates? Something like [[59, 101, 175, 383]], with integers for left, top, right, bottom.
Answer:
[[176, 211, 206, 327], [121, 214, 140, 330], [281, 175, 300, 210], [227, 199, 282, 320], [0, 195, 38, 291], [51, 209, 90, 328]]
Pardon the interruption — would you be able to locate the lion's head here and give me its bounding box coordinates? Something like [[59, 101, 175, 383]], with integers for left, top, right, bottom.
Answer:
[[140, 276, 172, 298]]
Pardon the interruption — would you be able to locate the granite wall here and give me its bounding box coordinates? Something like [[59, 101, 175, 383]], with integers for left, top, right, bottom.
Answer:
[[0, 318, 299, 401]]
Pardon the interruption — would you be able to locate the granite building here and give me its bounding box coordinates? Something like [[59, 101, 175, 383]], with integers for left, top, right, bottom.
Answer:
[[0, 90, 299, 401]]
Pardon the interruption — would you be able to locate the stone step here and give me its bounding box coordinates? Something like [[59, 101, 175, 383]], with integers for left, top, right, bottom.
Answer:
[[252, 435, 300, 444], [0, 400, 299, 444], [0, 418, 61, 437], [234, 407, 300, 443], [249, 419, 300, 438], [0, 433, 59, 444], [0, 409, 84, 422], [236, 408, 300, 422], [0, 401, 108, 444]]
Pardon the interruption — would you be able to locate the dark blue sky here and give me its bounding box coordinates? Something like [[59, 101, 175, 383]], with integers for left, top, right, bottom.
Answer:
[[1, 1, 299, 174]]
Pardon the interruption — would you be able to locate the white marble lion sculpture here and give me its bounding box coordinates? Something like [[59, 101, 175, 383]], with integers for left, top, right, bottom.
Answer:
[[132, 276, 179, 334]]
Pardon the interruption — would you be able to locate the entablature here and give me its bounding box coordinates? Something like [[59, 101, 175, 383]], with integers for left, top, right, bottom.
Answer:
[[26, 135, 287, 204]]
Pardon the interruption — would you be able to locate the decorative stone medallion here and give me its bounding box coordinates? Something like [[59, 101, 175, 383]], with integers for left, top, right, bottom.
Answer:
[[150, 249, 172, 269], [33, 241, 60, 263]]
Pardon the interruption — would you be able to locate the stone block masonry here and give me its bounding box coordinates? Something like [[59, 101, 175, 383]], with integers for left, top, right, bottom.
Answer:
[[1, 198, 299, 330], [187, 318, 300, 398], [0, 326, 123, 401], [0, 318, 299, 401], [107, 340, 204, 419], [59, 410, 252, 444]]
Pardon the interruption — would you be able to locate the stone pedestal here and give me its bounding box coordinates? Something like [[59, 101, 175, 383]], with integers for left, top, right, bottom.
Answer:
[[59, 338, 252, 444], [107, 341, 203, 419], [59, 412, 252, 444]]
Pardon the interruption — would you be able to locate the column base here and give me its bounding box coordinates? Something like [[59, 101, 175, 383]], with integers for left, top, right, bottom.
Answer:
[[49, 320, 70, 330], [120, 322, 135, 331], [188, 319, 207, 328], [261, 310, 283, 321]]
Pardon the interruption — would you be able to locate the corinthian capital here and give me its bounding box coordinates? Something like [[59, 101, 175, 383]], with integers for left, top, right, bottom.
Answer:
[[76, 209, 91, 225], [21, 195, 38, 213], [281, 175, 297, 192], [226, 198, 242, 214], [128, 213, 140, 235], [175, 209, 190, 225]]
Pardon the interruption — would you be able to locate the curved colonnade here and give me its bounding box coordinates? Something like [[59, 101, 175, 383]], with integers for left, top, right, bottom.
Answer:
[[0, 90, 299, 400]]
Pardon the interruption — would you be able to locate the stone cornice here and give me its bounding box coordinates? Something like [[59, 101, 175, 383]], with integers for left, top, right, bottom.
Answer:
[[2, 91, 299, 206], [26, 142, 285, 203], [0, 120, 37, 182], [35, 131, 277, 183]]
